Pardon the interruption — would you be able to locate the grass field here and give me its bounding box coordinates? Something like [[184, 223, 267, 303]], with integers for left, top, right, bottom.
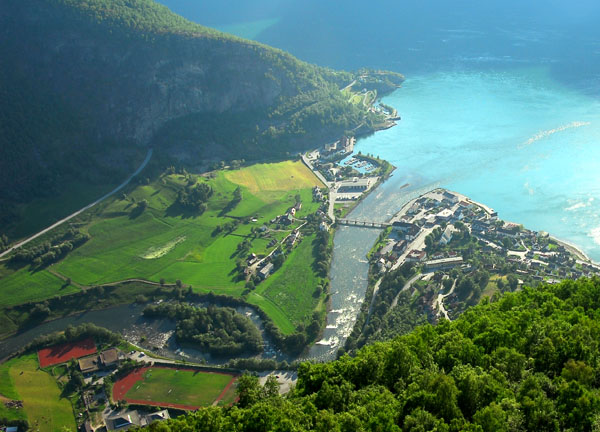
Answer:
[[224, 160, 323, 195], [116, 367, 235, 408], [0, 357, 27, 423], [249, 234, 325, 334], [0, 160, 326, 334], [0, 266, 75, 307], [1, 354, 76, 432]]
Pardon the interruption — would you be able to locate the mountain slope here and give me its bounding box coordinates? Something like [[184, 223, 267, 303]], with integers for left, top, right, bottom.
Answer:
[[0, 0, 401, 234]]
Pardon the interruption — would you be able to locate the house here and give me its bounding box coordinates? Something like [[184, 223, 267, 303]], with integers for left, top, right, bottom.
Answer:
[[453, 208, 464, 221], [424, 215, 437, 228], [287, 231, 301, 246], [497, 225, 520, 238], [392, 221, 420, 240], [471, 219, 491, 235], [79, 355, 101, 374], [439, 226, 454, 245], [435, 209, 453, 222], [443, 191, 459, 204], [406, 250, 427, 262], [100, 348, 119, 368], [393, 240, 407, 253], [144, 410, 171, 425], [106, 411, 142, 430], [105, 409, 171, 431], [79, 348, 121, 374], [259, 263, 274, 280], [324, 141, 338, 152], [281, 213, 294, 225], [378, 241, 396, 257], [337, 178, 371, 193], [424, 257, 463, 271]]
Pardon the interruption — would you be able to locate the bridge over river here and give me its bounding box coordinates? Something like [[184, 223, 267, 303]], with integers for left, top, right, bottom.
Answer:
[[337, 219, 391, 229]]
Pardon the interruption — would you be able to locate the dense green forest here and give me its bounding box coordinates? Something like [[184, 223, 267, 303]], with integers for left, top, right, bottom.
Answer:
[[142, 277, 600, 431], [143, 303, 263, 356]]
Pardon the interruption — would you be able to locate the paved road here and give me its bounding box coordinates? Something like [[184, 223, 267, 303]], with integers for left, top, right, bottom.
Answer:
[[435, 279, 456, 320], [300, 154, 335, 222], [390, 272, 425, 309], [0, 149, 153, 258]]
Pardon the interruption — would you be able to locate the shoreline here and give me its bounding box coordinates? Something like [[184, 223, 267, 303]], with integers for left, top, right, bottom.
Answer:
[[549, 235, 595, 265]]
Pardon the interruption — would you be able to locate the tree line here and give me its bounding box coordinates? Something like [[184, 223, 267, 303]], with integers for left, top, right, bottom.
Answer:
[[9, 228, 90, 267]]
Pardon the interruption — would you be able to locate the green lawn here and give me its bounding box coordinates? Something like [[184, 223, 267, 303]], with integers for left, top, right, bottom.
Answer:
[[124, 368, 234, 407], [0, 160, 326, 335], [0, 357, 27, 423], [249, 234, 325, 334], [0, 266, 75, 307], [1, 354, 76, 432]]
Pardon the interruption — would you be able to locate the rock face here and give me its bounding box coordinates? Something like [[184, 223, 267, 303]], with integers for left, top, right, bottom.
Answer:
[[2, 1, 316, 146]]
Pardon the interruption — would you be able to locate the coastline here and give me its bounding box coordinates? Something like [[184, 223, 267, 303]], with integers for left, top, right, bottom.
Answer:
[[549, 235, 595, 264]]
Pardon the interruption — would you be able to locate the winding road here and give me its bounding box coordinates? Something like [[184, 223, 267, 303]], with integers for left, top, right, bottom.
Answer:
[[0, 149, 153, 259]]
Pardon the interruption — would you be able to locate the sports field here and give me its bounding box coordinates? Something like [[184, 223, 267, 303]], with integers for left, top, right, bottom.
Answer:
[[1, 354, 76, 432], [113, 367, 237, 409], [38, 338, 97, 368]]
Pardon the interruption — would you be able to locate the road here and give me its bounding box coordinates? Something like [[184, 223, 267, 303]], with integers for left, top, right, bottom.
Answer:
[[300, 154, 335, 222], [390, 272, 426, 309], [0, 149, 153, 258], [435, 279, 456, 320]]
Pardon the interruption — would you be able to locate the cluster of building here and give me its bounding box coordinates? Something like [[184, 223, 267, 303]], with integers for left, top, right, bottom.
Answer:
[[373, 188, 599, 284], [321, 136, 355, 158], [96, 409, 170, 432], [78, 348, 121, 375]]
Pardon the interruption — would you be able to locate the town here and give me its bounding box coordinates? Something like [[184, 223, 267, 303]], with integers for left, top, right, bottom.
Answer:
[[369, 188, 600, 321]]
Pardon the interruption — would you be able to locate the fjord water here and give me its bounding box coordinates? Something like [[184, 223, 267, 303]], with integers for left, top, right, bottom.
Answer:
[[361, 68, 600, 261]]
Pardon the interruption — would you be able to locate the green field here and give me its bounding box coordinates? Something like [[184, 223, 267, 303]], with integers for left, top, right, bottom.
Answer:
[[0, 160, 326, 333], [249, 234, 325, 334], [0, 354, 76, 432], [124, 368, 235, 407]]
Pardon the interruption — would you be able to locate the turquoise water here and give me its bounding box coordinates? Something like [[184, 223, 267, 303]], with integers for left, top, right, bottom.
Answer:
[[354, 66, 600, 260]]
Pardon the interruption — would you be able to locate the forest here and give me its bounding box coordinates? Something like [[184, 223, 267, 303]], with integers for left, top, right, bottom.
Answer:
[[143, 303, 263, 356], [142, 277, 600, 431]]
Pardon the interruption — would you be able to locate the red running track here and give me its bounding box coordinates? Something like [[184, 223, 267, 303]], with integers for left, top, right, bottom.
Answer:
[[38, 337, 97, 368], [112, 366, 237, 411]]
